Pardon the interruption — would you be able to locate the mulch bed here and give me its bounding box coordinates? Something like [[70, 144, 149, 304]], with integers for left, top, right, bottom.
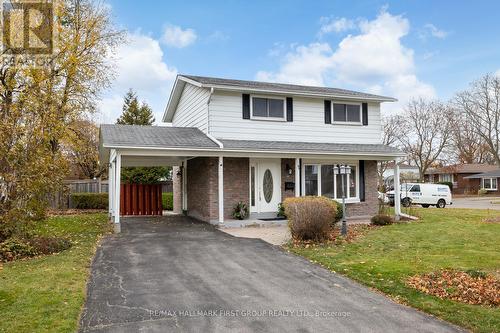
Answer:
[[407, 270, 500, 306]]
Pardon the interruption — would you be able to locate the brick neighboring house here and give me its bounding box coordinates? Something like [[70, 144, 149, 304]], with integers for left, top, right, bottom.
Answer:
[[424, 164, 498, 194], [463, 169, 500, 194], [99, 75, 405, 232]]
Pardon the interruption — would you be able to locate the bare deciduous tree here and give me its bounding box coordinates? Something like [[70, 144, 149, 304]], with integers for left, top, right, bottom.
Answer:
[[398, 98, 453, 181], [378, 115, 405, 187], [455, 74, 500, 165], [449, 108, 492, 164]]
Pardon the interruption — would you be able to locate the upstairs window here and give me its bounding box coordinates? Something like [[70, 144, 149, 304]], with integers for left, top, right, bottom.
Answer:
[[251, 96, 285, 120], [332, 103, 361, 123]]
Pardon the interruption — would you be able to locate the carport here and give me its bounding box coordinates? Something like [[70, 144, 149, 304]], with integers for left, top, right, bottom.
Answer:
[[99, 124, 222, 232]]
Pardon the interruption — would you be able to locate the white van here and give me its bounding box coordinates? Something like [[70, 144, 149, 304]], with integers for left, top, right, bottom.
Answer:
[[387, 183, 452, 208]]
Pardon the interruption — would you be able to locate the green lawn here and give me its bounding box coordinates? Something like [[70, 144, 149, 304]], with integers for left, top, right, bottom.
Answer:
[[287, 208, 500, 333], [0, 213, 110, 333]]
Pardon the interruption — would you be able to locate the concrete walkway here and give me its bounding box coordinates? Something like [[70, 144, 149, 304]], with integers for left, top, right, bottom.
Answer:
[[79, 216, 463, 333]]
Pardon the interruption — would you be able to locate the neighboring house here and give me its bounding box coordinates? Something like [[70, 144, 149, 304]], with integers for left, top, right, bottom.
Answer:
[[463, 169, 500, 194], [99, 75, 405, 231], [424, 164, 498, 194], [383, 163, 419, 188]]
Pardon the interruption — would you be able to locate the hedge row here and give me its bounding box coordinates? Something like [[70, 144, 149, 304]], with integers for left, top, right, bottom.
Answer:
[[71, 193, 108, 209], [162, 192, 173, 210]]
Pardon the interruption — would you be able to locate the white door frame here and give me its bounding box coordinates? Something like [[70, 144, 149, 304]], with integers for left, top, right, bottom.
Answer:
[[249, 158, 281, 213]]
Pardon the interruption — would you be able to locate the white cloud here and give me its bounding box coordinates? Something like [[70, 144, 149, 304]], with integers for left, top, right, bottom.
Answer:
[[256, 9, 435, 115], [162, 25, 197, 48], [419, 23, 449, 40], [318, 17, 356, 36], [96, 31, 177, 124], [495, 69, 500, 77]]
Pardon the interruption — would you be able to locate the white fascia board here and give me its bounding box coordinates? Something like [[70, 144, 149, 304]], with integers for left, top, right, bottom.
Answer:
[[104, 145, 405, 160], [200, 84, 397, 103]]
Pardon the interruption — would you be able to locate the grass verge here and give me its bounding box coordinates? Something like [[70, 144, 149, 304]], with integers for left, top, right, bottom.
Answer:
[[287, 208, 500, 333], [0, 213, 110, 333]]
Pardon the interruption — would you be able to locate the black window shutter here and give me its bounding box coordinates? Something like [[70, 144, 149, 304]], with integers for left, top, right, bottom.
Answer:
[[362, 103, 368, 125], [324, 100, 331, 124], [242, 94, 250, 119], [286, 97, 293, 122], [359, 160, 365, 202]]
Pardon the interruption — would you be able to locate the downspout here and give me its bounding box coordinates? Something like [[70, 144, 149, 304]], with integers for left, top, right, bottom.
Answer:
[[205, 87, 224, 149]]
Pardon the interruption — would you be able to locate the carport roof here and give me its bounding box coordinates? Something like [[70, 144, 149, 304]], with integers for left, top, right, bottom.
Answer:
[[100, 124, 220, 149]]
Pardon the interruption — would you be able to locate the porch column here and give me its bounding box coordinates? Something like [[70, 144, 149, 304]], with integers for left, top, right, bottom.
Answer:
[[113, 153, 121, 232], [218, 156, 224, 224], [295, 157, 300, 197], [108, 161, 114, 217], [394, 159, 401, 220]]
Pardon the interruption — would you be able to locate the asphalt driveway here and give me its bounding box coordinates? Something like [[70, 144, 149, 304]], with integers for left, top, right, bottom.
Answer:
[[79, 216, 463, 333]]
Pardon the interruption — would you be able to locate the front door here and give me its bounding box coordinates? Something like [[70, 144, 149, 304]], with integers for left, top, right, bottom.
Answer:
[[250, 159, 281, 213]]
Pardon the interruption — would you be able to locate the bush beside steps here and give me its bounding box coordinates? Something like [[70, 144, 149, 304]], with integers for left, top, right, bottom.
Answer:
[[283, 196, 338, 242]]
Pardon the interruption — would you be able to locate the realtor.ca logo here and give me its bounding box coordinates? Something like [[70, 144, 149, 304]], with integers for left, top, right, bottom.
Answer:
[[1, 0, 54, 56]]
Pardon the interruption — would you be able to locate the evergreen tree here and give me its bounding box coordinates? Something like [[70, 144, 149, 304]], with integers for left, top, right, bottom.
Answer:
[[116, 90, 170, 184], [116, 89, 155, 125]]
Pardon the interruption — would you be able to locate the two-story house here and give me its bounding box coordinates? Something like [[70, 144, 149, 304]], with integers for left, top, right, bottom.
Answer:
[[100, 75, 405, 232]]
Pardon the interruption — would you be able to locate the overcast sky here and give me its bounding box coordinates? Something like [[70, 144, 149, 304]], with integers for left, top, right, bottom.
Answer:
[[95, 0, 500, 124]]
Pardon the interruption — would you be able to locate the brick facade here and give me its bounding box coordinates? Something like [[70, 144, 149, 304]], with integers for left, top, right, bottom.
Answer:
[[186, 157, 218, 222], [186, 157, 378, 222], [223, 157, 250, 219]]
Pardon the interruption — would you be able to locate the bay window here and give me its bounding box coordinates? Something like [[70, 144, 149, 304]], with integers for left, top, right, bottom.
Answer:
[[303, 162, 359, 200]]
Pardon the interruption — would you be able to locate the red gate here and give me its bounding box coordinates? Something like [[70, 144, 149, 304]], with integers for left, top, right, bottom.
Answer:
[[120, 184, 163, 216]]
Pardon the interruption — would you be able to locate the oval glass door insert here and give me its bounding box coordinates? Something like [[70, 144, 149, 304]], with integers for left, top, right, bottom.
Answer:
[[263, 169, 273, 203]]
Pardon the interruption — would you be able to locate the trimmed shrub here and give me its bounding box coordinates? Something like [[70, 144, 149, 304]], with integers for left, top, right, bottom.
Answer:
[[162, 192, 173, 210], [283, 196, 337, 242], [28, 237, 71, 255], [438, 181, 453, 190], [370, 214, 394, 226], [71, 193, 108, 209], [232, 201, 249, 220], [277, 202, 286, 218], [478, 189, 488, 196]]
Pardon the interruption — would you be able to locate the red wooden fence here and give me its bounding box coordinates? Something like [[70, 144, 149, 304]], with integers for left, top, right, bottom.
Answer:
[[120, 184, 163, 216]]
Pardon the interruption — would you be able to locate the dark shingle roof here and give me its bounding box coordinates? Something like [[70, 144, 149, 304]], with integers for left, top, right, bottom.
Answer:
[[219, 139, 404, 156], [464, 169, 500, 179], [181, 75, 396, 101], [426, 164, 498, 175], [100, 124, 219, 149]]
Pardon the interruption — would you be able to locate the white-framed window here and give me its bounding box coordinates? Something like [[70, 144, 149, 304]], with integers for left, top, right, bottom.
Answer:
[[303, 162, 359, 202], [250, 95, 286, 121], [482, 177, 498, 190], [439, 173, 454, 183], [331, 102, 362, 124]]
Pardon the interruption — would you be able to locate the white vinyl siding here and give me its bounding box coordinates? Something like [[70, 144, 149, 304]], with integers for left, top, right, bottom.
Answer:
[[172, 83, 210, 132], [208, 90, 382, 144]]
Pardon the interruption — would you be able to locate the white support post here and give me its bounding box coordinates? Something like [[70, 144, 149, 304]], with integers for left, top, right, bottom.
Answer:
[[108, 161, 114, 217], [394, 159, 401, 221], [114, 153, 121, 232], [295, 158, 300, 197], [218, 156, 224, 224]]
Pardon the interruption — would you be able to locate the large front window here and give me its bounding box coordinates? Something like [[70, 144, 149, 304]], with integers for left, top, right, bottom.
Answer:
[[439, 173, 454, 182], [304, 163, 358, 200], [482, 178, 497, 190]]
